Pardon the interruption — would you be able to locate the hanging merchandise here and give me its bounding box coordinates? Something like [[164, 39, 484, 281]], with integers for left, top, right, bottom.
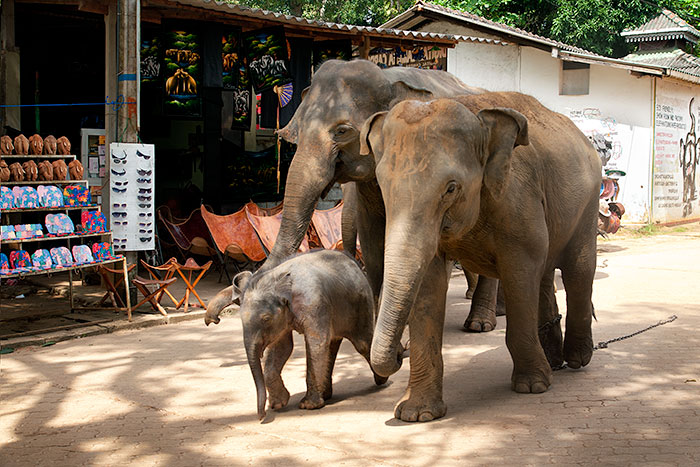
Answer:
[[312, 40, 352, 71], [242, 27, 292, 94], [222, 28, 242, 90], [163, 27, 202, 117], [141, 29, 161, 84], [109, 143, 155, 252]]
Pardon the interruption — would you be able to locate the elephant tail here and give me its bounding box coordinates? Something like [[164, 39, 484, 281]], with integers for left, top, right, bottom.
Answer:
[[204, 285, 234, 326]]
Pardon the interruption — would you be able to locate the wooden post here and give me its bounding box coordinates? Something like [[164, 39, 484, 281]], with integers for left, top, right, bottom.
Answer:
[[0, 0, 21, 131], [360, 36, 371, 60]]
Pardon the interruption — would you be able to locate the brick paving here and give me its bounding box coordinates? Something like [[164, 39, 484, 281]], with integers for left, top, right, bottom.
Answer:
[[1, 231, 699, 466]]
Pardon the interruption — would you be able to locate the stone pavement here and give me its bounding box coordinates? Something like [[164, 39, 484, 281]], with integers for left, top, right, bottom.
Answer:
[[1, 231, 699, 466]]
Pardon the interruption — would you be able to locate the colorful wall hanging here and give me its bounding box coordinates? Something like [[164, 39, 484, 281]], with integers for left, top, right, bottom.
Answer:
[[242, 27, 292, 94], [163, 27, 202, 117]]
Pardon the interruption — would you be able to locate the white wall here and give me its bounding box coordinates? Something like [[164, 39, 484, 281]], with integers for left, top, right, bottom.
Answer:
[[447, 43, 655, 222], [653, 78, 700, 223]]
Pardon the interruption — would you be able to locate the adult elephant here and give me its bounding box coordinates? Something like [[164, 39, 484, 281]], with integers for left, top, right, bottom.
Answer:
[[208, 59, 500, 331], [360, 92, 601, 422]]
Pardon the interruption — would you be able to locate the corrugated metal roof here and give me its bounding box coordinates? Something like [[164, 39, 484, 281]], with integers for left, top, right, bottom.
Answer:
[[381, 1, 597, 55], [168, 0, 505, 46], [623, 48, 700, 78], [622, 9, 700, 43]]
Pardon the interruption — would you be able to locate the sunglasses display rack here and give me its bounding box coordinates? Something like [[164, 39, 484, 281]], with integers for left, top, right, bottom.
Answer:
[[109, 143, 155, 252], [1, 151, 129, 313]]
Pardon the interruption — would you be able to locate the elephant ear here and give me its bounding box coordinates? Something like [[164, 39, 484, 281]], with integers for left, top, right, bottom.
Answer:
[[232, 270, 253, 305], [359, 111, 388, 159], [275, 271, 293, 309], [477, 107, 529, 198]]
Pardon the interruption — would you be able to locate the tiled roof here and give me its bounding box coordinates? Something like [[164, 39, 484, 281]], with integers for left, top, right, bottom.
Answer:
[[381, 1, 597, 55], [623, 48, 700, 78], [622, 9, 700, 43], [169, 0, 505, 46]]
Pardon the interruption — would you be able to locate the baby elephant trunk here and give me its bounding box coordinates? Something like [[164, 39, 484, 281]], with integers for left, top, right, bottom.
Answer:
[[245, 338, 267, 420], [204, 285, 233, 325]]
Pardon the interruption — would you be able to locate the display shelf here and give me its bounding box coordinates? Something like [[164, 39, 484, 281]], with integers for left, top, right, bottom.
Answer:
[[0, 154, 78, 160], [0, 231, 110, 245], [0, 180, 87, 187], [0, 256, 123, 279], [1, 204, 102, 213]]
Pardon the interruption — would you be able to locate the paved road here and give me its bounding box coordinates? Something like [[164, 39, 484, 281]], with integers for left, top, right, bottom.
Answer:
[[1, 232, 699, 466]]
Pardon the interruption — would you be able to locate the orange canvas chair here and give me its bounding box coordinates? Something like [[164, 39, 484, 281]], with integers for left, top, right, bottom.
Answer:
[[200, 205, 267, 276], [244, 200, 283, 217], [245, 205, 309, 256], [310, 201, 344, 250]]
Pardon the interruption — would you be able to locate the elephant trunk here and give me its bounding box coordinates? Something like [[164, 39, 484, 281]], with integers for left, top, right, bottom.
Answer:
[[371, 224, 433, 377], [204, 285, 233, 326], [263, 140, 336, 270], [244, 335, 267, 420]]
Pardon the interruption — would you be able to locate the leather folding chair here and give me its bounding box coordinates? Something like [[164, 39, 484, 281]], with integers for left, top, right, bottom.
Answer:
[[245, 205, 310, 256], [200, 204, 267, 277], [310, 201, 344, 250], [171, 258, 213, 312], [97, 262, 136, 314], [132, 275, 177, 316], [139, 257, 179, 307]]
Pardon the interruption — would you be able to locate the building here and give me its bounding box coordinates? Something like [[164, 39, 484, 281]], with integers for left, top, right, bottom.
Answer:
[[383, 2, 700, 224]]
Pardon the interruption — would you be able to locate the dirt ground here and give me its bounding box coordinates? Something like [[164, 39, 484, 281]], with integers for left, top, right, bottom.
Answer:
[[1, 222, 699, 466]]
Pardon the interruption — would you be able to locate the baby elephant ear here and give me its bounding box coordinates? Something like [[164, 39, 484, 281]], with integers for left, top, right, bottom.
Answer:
[[477, 107, 529, 198], [232, 270, 253, 305], [359, 111, 388, 158]]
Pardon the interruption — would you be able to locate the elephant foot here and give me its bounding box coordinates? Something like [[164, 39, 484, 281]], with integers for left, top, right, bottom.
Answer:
[[564, 334, 593, 369], [463, 299, 497, 332], [465, 287, 475, 300], [511, 366, 552, 394], [268, 387, 290, 411], [394, 391, 446, 422], [299, 393, 325, 410]]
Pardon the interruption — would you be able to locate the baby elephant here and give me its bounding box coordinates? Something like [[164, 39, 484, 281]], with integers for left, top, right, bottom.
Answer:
[[205, 250, 387, 420]]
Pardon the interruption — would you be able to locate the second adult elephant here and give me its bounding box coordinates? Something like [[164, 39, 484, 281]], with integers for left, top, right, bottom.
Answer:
[[360, 92, 601, 422]]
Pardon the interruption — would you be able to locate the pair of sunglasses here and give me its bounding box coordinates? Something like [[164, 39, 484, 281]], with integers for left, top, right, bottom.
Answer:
[[137, 169, 152, 176], [139, 212, 153, 218], [139, 203, 152, 209], [139, 229, 153, 234], [113, 181, 128, 187], [138, 188, 151, 194], [115, 244, 127, 250], [113, 203, 126, 208], [114, 220, 128, 225], [137, 150, 151, 160], [112, 187, 127, 193], [139, 222, 152, 226], [137, 178, 151, 184], [113, 212, 127, 218], [138, 195, 152, 201], [111, 168, 126, 176], [140, 237, 152, 242], [114, 238, 127, 243]]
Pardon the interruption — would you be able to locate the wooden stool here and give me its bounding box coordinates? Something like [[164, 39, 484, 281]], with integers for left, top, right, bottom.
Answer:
[[172, 258, 212, 312], [132, 276, 177, 316], [97, 258, 134, 320], [140, 258, 179, 307]]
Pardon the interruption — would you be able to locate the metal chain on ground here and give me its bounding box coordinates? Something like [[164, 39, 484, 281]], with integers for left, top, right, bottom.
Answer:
[[593, 315, 677, 350]]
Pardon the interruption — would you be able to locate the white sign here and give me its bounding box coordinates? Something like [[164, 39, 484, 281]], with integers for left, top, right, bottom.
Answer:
[[109, 143, 155, 251]]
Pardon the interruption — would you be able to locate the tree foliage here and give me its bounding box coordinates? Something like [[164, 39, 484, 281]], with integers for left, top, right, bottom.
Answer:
[[231, 0, 700, 57]]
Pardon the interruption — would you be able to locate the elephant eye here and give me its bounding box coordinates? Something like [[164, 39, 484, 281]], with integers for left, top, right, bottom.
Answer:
[[334, 124, 355, 140], [261, 314, 272, 324], [445, 182, 458, 195]]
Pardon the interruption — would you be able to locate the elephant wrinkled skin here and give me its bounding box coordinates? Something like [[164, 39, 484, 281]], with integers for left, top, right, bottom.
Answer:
[[361, 92, 601, 422]]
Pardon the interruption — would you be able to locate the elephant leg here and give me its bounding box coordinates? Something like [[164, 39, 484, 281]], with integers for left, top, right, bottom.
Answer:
[[496, 281, 506, 316], [537, 269, 564, 369], [300, 334, 332, 410], [322, 338, 343, 401], [560, 226, 596, 369], [501, 259, 552, 394], [463, 268, 478, 299], [394, 255, 449, 422], [263, 331, 293, 410], [463, 275, 499, 332]]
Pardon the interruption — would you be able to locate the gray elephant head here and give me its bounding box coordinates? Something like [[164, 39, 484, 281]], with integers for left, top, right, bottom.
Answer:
[[264, 59, 476, 271], [234, 270, 294, 420], [359, 98, 528, 377]]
